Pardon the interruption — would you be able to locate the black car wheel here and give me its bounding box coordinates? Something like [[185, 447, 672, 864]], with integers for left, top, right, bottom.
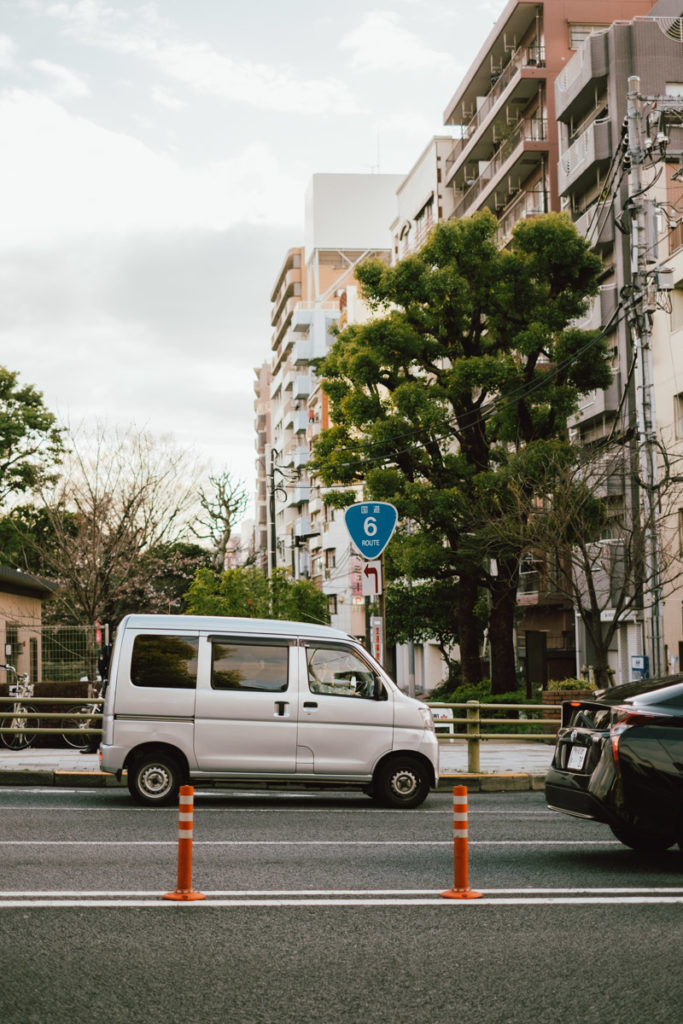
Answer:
[[609, 822, 677, 853], [127, 752, 183, 806], [373, 756, 430, 809]]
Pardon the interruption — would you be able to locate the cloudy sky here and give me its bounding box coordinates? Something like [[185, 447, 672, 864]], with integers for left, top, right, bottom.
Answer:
[[0, 0, 506, 509]]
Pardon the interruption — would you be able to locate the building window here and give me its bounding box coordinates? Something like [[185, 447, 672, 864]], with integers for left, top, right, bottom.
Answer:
[[328, 594, 338, 617], [666, 83, 683, 97], [672, 287, 683, 331], [568, 23, 607, 49], [325, 549, 336, 570], [675, 393, 683, 438]]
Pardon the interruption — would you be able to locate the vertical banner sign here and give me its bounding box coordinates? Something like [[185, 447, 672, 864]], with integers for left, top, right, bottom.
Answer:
[[344, 503, 398, 560], [370, 617, 384, 665]]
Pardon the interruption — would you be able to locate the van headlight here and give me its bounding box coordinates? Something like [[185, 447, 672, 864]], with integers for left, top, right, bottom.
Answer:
[[419, 707, 435, 732]]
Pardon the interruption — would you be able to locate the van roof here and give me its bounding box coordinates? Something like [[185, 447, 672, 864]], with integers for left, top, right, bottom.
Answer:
[[119, 614, 353, 641]]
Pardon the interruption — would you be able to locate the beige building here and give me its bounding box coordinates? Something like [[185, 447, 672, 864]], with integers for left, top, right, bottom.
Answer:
[[0, 566, 55, 685]]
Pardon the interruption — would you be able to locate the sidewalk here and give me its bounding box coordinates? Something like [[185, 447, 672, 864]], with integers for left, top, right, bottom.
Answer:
[[0, 741, 554, 793]]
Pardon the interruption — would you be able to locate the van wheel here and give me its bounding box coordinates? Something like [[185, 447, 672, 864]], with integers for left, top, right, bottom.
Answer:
[[127, 753, 182, 806], [374, 757, 430, 809]]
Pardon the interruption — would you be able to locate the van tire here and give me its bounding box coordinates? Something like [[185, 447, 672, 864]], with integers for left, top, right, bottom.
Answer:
[[374, 756, 430, 809], [127, 752, 182, 806]]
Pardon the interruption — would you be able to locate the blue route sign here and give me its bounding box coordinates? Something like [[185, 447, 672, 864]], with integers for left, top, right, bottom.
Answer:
[[344, 502, 398, 560]]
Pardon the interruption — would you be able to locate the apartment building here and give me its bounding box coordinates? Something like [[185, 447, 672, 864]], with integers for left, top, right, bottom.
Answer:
[[391, 136, 456, 260], [262, 174, 402, 636], [552, 0, 683, 680]]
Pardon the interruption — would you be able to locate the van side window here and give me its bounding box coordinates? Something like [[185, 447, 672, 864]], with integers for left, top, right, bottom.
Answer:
[[130, 635, 199, 689], [307, 646, 381, 699], [211, 641, 288, 692]]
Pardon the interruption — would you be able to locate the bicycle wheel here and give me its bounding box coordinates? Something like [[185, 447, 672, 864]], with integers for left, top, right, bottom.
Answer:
[[61, 707, 95, 749], [0, 703, 38, 750]]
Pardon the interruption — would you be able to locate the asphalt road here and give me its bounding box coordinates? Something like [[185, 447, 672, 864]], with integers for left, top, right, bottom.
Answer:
[[1, 786, 682, 1024]]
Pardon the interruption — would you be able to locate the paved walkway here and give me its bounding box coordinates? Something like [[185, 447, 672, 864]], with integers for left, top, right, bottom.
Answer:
[[0, 741, 555, 792]]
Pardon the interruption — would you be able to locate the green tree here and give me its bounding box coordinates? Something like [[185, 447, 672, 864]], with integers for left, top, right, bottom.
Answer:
[[312, 212, 611, 692], [0, 367, 64, 505], [186, 566, 329, 625]]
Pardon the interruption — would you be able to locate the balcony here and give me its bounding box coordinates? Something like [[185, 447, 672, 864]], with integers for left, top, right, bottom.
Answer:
[[558, 118, 612, 196], [573, 372, 623, 427], [294, 374, 311, 400], [294, 445, 310, 468], [451, 117, 548, 221], [288, 483, 310, 507], [293, 340, 312, 364], [574, 201, 615, 253], [445, 44, 546, 187], [497, 187, 548, 247], [294, 409, 310, 433], [294, 515, 312, 539], [555, 31, 609, 124]]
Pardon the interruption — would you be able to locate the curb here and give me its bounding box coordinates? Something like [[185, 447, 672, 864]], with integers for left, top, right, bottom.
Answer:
[[0, 769, 547, 792], [0, 770, 124, 788], [437, 773, 546, 792]]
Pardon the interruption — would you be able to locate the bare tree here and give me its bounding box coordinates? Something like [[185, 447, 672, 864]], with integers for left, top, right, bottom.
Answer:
[[33, 424, 203, 625], [191, 470, 248, 571], [522, 438, 683, 686]]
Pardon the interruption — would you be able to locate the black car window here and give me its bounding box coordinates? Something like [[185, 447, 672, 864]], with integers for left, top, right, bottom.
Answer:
[[130, 634, 199, 689], [211, 641, 289, 692]]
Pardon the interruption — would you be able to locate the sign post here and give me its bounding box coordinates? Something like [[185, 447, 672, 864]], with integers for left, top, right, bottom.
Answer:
[[344, 503, 397, 665]]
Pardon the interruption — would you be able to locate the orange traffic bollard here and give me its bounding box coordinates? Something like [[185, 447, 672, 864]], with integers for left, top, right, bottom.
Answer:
[[163, 785, 206, 902], [441, 785, 482, 900]]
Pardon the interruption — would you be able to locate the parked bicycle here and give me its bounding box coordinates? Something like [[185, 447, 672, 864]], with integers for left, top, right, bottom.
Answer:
[[60, 682, 103, 751], [0, 664, 38, 750]]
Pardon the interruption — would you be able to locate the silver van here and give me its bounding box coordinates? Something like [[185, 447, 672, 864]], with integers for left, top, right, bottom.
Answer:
[[99, 614, 439, 808]]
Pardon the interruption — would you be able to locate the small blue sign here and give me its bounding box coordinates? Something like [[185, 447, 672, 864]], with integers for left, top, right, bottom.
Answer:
[[345, 502, 398, 561]]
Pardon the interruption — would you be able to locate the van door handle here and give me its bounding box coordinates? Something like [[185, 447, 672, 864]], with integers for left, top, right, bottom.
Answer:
[[274, 701, 290, 717], [303, 701, 318, 709]]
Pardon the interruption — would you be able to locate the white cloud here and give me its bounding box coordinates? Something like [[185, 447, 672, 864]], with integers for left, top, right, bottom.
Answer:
[[0, 90, 304, 244], [150, 84, 187, 111], [339, 10, 455, 73], [36, 0, 360, 115], [31, 58, 90, 97], [0, 33, 17, 68]]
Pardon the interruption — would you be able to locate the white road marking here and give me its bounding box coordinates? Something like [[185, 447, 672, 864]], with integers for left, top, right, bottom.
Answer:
[[0, 890, 682, 908], [0, 839, 620, 846]]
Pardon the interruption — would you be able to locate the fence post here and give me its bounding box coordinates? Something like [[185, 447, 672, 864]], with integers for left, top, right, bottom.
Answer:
[[163, 785, 205, 902], [466, 700, 480, 773]]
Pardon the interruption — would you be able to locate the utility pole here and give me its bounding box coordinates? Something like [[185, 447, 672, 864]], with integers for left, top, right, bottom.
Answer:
[[624, 76, 683, 678]]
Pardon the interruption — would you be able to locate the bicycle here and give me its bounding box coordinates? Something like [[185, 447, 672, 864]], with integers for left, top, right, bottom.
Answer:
[[0, 664, 38, 750], [60, 682, 103, 750]]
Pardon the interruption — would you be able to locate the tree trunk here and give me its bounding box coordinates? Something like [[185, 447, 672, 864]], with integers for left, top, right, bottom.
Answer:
[[456, 571, 482, 685], [488, 569, 519, 695]]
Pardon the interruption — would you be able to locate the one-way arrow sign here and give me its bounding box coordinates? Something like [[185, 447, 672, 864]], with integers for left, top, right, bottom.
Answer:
[[361, 560, 382, 597]]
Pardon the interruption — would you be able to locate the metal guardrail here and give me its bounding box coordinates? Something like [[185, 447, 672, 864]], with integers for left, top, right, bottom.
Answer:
[[427, 700, 560, 773], [0, 696, 104, 737], [0, 697, 562, 770]]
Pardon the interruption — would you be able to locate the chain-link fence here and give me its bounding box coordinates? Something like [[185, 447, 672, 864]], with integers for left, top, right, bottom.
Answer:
[[3, 623, 108, 685]]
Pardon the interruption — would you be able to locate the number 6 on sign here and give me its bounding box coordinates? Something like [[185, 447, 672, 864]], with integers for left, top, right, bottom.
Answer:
[[344, 502, 398, 560]]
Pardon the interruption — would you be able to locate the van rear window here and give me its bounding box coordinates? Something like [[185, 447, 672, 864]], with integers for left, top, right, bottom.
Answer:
[[131, 634, 199, 689], [211, 641, 288, 692]]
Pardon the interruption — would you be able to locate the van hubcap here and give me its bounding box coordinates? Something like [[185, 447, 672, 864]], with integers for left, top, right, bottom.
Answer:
[[391, 769, 418, 797], [140, 765, 171, 796]]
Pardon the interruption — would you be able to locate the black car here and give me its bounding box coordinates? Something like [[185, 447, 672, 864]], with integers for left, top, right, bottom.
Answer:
[[545, 676, 683, 852]]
